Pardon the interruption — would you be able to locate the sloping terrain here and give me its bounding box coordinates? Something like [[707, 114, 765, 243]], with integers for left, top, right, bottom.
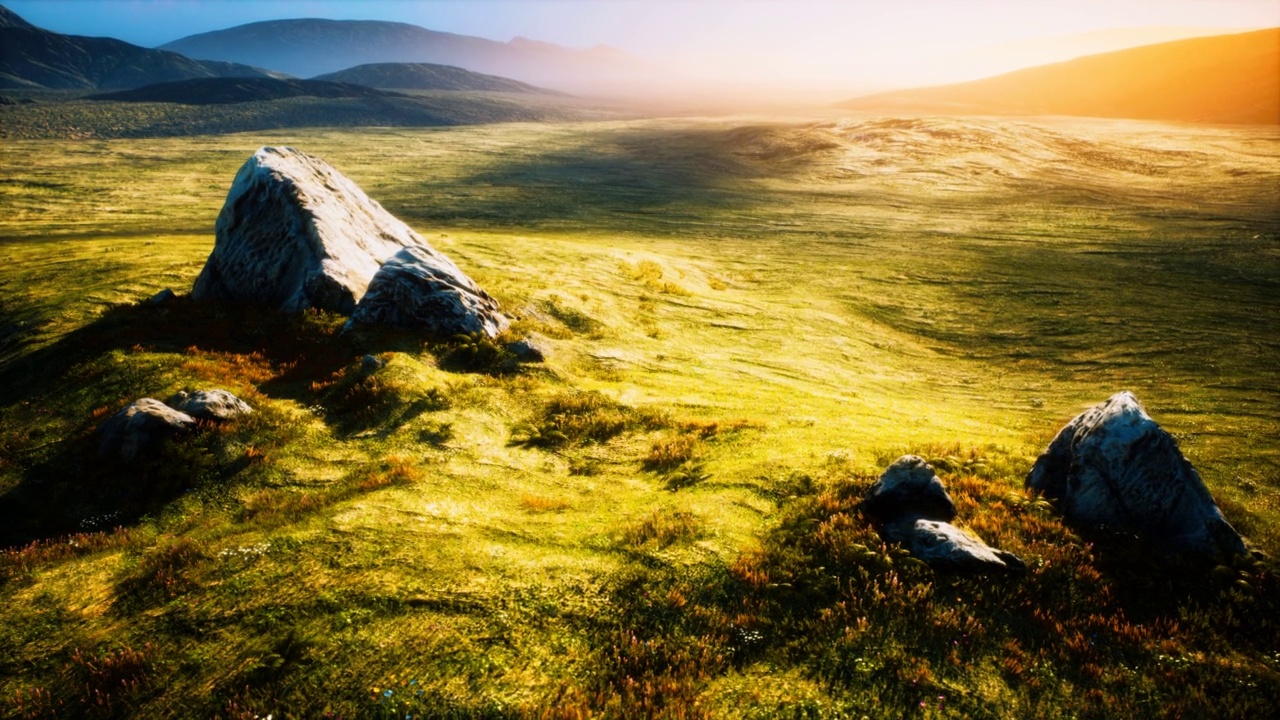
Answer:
[[89, 77, 402, 105], [843, 28, 1280, 124], [0, 90, 600, 139], [1, 116, 1278, 717], [160, 18, 643, 93], [0, 3, 33, 29], [314, 62, 556, 94], [0, 6, 283, 90]]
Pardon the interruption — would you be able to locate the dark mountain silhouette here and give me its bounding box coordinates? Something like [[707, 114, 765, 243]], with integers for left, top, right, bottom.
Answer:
[[160, 19, 643, 94], [0, 3, 35, 29], [842, 28, 1280, 125], [88, 77, 403, 105], [0, 4, 283, 90], [313, 62, 556, 94]]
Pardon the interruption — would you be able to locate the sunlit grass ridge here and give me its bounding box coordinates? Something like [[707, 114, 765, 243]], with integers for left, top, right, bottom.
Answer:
[[0, 115, 1278, 717]]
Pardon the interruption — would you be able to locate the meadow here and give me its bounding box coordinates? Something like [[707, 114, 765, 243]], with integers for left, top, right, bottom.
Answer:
[[0, 115, 1278, 718]]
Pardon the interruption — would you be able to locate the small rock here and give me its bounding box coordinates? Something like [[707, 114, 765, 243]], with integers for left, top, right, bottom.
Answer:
[[506, 335, 547, 363], [885, 519, 1027, 573], [98, 398, 196, 462], [345, 246, 509, 337], [360, 354, 386, 373], [861, 455, 956, 523], [1027, 391, 1246, 558], [146, 288, 176, 305], [167, 389, 252, 422], [862, 454, 1024, 573]]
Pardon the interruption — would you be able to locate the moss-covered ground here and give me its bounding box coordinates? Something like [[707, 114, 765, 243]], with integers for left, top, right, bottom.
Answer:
[[1, 116, 1278, 718]]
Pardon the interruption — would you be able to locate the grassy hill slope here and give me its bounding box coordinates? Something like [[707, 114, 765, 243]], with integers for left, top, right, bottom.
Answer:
[[0, 117, 1278, 718], [843, 28, 1280, 124], [314, 62, 556, 94], [88, 77, 403, 105]]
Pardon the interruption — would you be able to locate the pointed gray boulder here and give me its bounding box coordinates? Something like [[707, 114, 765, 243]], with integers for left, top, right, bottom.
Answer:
[[345, 246, 509, 338], [168, 389, 252, 422], [862, 455, 1024, 573], [1027, 391, 1246, 557], [98, 398, 196, 463], [191, 146, 434, 314]]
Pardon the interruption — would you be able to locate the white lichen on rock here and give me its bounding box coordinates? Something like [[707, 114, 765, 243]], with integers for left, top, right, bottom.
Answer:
[[1027, 391, 1246, 557]]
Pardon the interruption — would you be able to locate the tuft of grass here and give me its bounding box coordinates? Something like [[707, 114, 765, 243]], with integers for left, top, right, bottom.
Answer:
[[643, 433, 704, 472], [520, 494, 573, 513], [513, 390, 668, 448], [622, 508, 706, 550]]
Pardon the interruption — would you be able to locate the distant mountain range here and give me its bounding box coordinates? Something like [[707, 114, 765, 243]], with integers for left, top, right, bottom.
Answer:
[[842, 28, 1280, 125], [88, 78, 403, 105], [160, 19, 643, 94], [0, 5, 281, 89], [314, 62, 556, 94]]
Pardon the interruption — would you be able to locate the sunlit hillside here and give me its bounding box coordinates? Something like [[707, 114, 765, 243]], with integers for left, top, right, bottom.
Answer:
[[843, 28, 1280, 124]]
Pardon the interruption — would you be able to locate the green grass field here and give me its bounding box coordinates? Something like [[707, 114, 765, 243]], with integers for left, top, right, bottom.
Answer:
[[1, 115, 1278, 718]]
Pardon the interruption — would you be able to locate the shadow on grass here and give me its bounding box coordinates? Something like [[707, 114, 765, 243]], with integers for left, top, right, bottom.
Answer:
[[0, 298, 476, 547], [393, 126, 766, 231]]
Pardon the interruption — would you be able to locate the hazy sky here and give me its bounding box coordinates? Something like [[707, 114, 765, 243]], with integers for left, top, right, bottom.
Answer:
[[9, 0, 1280, 91]]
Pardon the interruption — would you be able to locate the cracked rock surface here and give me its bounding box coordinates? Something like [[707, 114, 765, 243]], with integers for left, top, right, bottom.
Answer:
[[863, 455, 1024, 573], [1027, 391, 1246, 557]]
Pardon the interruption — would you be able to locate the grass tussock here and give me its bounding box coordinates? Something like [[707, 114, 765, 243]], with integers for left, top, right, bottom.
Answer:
[[623, 508, 706, 550], [513, 390, 669, 448]]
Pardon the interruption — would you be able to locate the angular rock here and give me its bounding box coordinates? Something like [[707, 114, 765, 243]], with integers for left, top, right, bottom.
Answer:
[[506, 335, 547, 363], [862, 455, 1024, 573], [345, 246, 508, 337], [191, 146, 434, 314], [360, 354, 387, 373], [145, 288, 176, 306], [167, 389, 252, 422], [884, 519, 1027, 573], [98, 398, 196, 463], [1027, 391, 1246, 557], [861, 455, 956, 523]]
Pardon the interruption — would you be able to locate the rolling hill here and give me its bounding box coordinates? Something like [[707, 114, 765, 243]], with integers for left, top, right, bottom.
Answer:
[[841, 28, 1280, 125], [160, 18, 643, 94], [313, 62, 556, 94], [0, 4, 283, 90], [88, 77, 402, 105]]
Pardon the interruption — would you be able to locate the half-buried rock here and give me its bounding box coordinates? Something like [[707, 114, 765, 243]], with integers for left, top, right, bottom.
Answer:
[[862, 455, 1025, 573], [1027, 391, 1246, 558], [346, 246, 508, 337], [168, 389, 253, 422], [192, 147, 498, 324], [98, 398, 196, 463]]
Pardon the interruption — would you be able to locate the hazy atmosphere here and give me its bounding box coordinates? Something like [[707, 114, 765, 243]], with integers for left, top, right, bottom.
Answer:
[[9, 0, 1279, 97]]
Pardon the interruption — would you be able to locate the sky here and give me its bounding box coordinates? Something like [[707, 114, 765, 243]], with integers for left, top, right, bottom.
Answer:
[[8, 0, 1280, 93]]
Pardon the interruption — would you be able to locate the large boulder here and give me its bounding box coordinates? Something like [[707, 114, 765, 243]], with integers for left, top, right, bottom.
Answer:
[[191, 146, 433, 314], [1027, 392, 1246, 557], [862, 455, 1024, 573], [98, 398, 196, 463], [345, 246, 509, 337], [167, 389, 252, 422]]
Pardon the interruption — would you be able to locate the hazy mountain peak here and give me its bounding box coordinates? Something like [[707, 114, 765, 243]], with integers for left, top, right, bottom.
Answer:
[[161, 18, 647, 94]]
